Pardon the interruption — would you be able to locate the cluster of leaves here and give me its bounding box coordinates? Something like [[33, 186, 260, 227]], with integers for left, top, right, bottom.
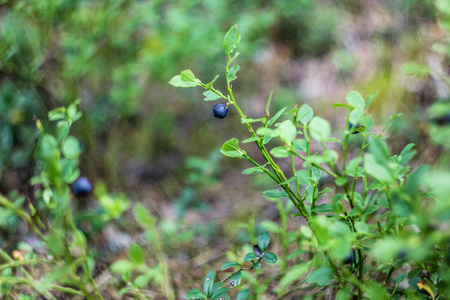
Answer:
[[187, 232, 276, 300], [0, 101, 137, 299], [171, 25, 450, 299]]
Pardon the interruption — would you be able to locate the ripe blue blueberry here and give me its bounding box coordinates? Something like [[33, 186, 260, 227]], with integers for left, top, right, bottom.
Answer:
[[212, 103, 228, 119], [348, 122, 362, 134], [343, 251, 354, 265], [72, 177, 92, 197]]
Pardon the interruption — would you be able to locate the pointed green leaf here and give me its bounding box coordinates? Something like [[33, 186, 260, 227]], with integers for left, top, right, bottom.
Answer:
[[297, 104, 314, 124], [220, 138, 246, 158], [223, 25, 241, 56], [347, 90, 365, 107], [257, 232, 270, 251], [262, 252, 277, 263]]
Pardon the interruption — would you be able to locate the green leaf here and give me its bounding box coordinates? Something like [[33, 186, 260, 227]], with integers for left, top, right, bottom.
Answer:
[[399, 143, 416, 165], [311, 166, 321, 181], [169, 75, 198, 88], [128, 244, 145, 265], [244, 252, 259, 261], [305, 266, 333, 286], [228, 64, 240, 82], [309, 117, 331, 141], [229, 271, 241, 287], [293, 139, 306, 152], [296, 170, 310, 185], [334, 177, 347, 187], [267, 107, 287, 127], [223, 25, 241, 56], [278, 120, 297, 144], [297, 104, 314, 124], [363, 204, 379, 216], [312, 203, 333, 213], [377, 197, 390, 209], [270, 146, 291, 158], [210, 287, 231, 300], [203, 270, 215, 297], [181, 69, 199, 83], [134, 204, 155, 229], [262, 252, 277, 263], [220, 261, 241, 271], [203, 90, 222, 101], [346, 90, 365, 107], [220, 138, 246, 158], [349, 106, 363, 124], [257, 232, 270, 251], [186, 289, 206, 300], [401, 62, 430, 77], [241, 166, 265, 175], [263, 189, 287, 199], [242, 136, 263, 143], [236, 290, 251, 300], [62, 136, 81, 159], [37, 264, 74, 293], [279, 264, 308, 289], [364, 154, 394, 183], [259, 220, 282, 233]]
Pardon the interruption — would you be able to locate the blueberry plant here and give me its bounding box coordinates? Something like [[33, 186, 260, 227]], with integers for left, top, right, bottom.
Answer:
[[171, 25, 450, 299]]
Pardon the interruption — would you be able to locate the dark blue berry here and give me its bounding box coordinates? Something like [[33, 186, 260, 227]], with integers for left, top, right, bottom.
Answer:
[[253, 245, 263, 256], [343, 251, 354, 264], [349, 122, 362, 134], [212, 103, 228, 119], [72, 177, 92, 197]]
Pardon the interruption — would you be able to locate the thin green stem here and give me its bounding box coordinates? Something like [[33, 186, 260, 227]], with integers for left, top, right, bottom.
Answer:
[[290, 150, 338, 178], [290, 154, 300, 194]]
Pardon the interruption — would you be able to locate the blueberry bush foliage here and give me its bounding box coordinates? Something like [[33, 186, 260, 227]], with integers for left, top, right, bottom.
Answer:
[[171, 25, 450, 299]]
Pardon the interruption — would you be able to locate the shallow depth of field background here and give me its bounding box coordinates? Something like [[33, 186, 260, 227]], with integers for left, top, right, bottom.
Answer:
[[0, 0, 449, 297]]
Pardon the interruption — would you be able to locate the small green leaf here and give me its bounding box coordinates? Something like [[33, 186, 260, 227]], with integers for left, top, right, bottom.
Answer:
[[312, 203, 333, 213], [309, 117, 331, 141], [279, 264, 308, 289], [262, 252, 277, 263], [236, 289, 251, 300], [228, 64, 240, 82], [349, 106, 363, 124], [62, 136, 80, 159], [169, 75, 198, 88], [363, 204, 379, 216], [242, 166, 265, 175], [270, 146, 291, 158], [242, 136, 263, 143], [346, 90, 365, 107], [244, 252, 259, 261], [203, 270, 215, 297], [305, 266, 333, 286], [293, 139, 306, 152], [210, 287, 231, 300], [278, 120, 297, 144], [401, 62, 430, 77], [203, 90, 222, 101], [186, 289, 206, 300], [223, 25, 241, 56], [134, 204, 155, 229], [263, 189, 287, 199], [257, 232, 270, 251], [221, 261, 241, 271], [297, 104, 314, 124], [220, 138, 246, 158], [229, 271, 241, 287], [128, 244, 145, 265], [267, 107, 287, 127]]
